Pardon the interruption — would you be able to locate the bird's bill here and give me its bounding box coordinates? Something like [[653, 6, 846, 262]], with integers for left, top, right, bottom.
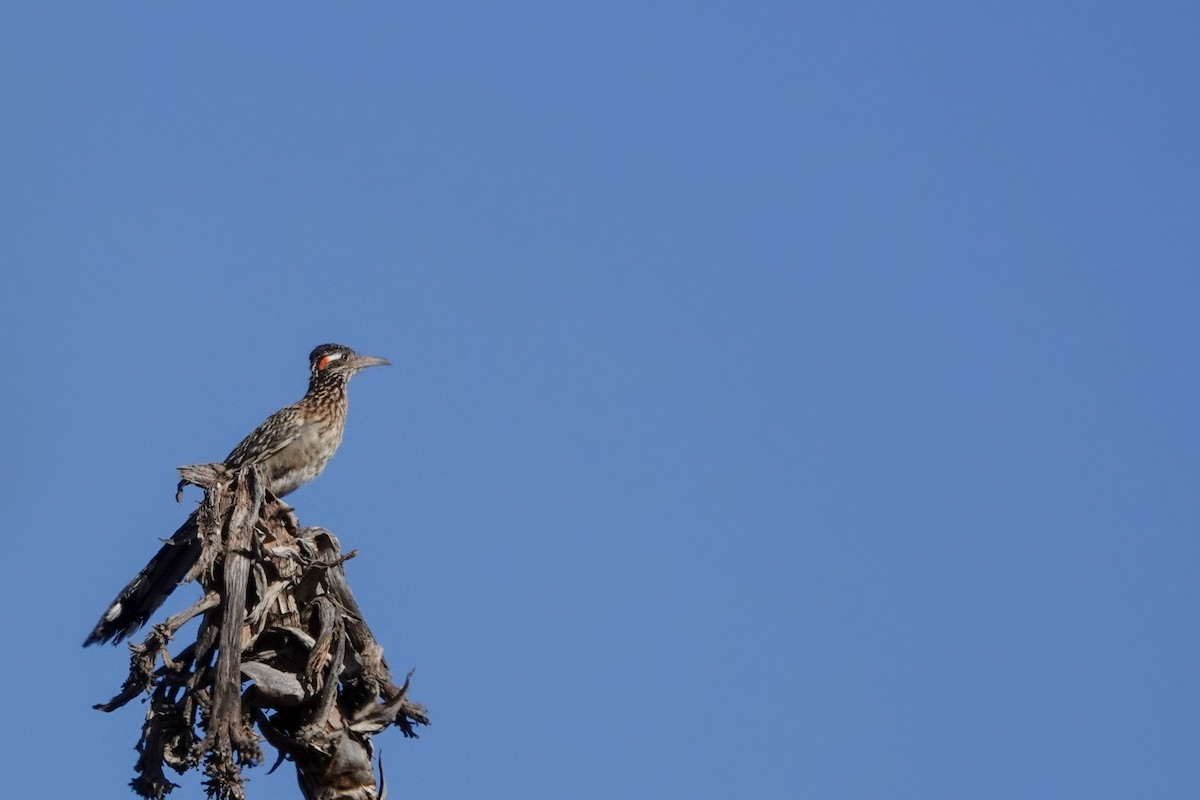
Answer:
[[349, 354, 391, 370]]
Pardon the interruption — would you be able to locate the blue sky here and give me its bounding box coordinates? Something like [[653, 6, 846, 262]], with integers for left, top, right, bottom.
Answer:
[[2, 3, 1197, 798]]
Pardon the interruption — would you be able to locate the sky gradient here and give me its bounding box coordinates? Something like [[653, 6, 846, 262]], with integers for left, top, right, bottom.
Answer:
[[2, 3, 1198, 799]]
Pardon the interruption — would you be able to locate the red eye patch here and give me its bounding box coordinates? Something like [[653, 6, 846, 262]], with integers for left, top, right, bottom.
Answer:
[[317, 355, 335, 371]]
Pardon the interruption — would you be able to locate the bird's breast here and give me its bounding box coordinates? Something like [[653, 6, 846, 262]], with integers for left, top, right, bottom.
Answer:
[[266, 415, 346, 497]]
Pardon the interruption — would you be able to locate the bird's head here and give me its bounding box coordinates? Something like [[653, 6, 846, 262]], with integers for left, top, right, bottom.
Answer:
[[308, 343, 391, 381]]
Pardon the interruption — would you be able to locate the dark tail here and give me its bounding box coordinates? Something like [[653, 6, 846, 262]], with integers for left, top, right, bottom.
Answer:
[[83, 511, 204, 646]]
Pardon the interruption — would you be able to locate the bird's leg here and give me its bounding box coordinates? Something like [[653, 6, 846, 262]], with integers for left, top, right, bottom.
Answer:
[[267, 488, 296, 517]]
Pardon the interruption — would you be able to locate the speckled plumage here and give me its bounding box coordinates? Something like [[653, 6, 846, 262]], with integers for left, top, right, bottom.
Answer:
[[223, 344, 388, 496], [84, 344, 389, 646]]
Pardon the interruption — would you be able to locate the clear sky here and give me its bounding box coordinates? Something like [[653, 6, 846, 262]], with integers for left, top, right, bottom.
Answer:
[[1, 3, 1197, 799]]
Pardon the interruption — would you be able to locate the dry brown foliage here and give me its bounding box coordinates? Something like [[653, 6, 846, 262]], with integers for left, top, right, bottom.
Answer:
[[95, 464, 428, 800]]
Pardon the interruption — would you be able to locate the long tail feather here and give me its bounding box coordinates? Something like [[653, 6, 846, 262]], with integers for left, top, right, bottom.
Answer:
[[83, 512, 203, 646]]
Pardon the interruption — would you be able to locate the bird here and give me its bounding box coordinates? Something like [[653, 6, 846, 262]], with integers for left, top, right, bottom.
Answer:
[[84, 343, 389, 646]]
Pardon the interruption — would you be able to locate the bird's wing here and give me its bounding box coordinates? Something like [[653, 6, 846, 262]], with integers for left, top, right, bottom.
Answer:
[[223, 406, 304, 469]]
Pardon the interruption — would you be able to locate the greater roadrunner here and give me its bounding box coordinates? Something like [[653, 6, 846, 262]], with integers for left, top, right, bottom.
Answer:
[[84, 343, 389, 646]]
